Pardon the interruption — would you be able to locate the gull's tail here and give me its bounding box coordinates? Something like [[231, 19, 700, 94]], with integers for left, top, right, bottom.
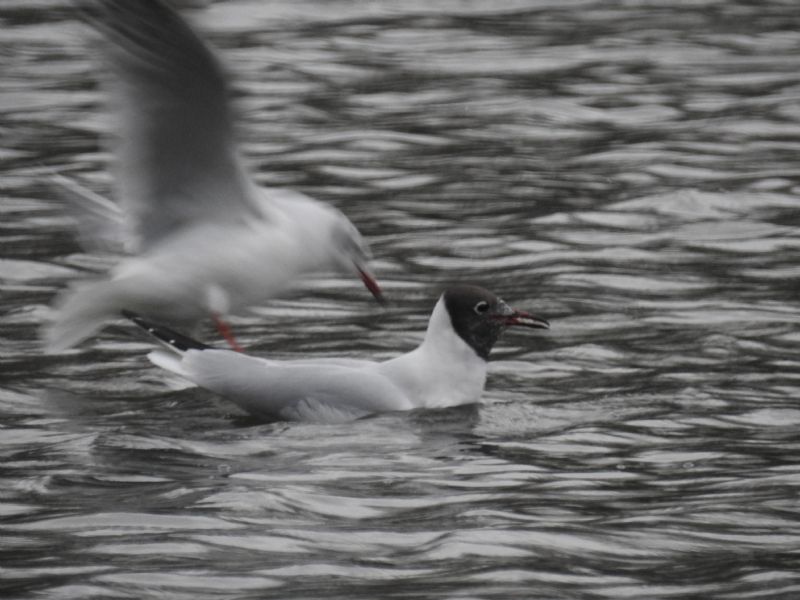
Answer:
[[44, 279, 126, 352]]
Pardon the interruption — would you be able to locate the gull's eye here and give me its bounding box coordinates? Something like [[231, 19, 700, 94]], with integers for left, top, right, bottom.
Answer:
[[474, 301, 490, 315]]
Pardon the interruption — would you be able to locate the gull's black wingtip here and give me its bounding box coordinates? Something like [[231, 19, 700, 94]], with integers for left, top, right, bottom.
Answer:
[[120, 308, 140, 321], [121, 310, 209, 352]]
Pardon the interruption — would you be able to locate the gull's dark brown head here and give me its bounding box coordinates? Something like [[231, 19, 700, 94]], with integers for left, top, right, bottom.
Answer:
[[442, 285, 549, 360]]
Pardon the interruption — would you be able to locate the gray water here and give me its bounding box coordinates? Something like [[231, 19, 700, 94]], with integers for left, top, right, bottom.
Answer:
[[2, 0, 800, 598]]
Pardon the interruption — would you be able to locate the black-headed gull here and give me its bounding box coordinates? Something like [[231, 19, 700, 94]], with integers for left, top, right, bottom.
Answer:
[[124, 285, 550, 423], [44, 0, 382, 352]]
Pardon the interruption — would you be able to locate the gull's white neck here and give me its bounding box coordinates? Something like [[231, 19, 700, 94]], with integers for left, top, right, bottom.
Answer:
[[378, 296, 488, 409]]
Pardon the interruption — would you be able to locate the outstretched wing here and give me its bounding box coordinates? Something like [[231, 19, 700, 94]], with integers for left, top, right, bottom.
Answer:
[[82, 0, 261, 250], [47, 174, 126, 253]]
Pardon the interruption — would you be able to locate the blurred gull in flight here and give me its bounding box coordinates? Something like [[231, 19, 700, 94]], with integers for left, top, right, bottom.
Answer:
[[124, 285, 550, 423], [44, 0, 383, 352]]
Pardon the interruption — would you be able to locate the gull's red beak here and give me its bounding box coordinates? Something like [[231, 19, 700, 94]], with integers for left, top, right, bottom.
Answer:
[[357, 267, 386, 304], [493, 308, 549, 329], [506, 310, 550, 329], [490, 300, 549, 329]]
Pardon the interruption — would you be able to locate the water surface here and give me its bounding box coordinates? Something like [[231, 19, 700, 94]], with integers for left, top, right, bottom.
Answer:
[[2, 1, 800, 598]]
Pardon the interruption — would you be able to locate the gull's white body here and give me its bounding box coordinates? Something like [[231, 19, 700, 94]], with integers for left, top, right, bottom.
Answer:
[[114, 190, 340, 319], [44, 1, 376, 351], [149, 296, 488, 422], [48, 188, 358, 349]]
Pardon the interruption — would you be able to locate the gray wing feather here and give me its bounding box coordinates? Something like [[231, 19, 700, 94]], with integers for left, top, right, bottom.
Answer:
[[47, 174, 127, 253], [84, 0, 260, 250]]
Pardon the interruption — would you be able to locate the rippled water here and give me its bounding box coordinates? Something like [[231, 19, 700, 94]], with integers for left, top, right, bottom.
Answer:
[[3, 0, 800, 598]]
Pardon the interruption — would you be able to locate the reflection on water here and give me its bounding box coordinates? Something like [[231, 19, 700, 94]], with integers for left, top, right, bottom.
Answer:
[[2, 1, 800, 598]]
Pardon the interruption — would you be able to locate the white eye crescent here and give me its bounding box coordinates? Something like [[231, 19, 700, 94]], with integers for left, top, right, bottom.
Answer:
[[474, 301, 490, 315]]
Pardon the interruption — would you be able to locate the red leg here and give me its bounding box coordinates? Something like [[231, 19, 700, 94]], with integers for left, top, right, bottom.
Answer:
[[212, 313, 243, 352]]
